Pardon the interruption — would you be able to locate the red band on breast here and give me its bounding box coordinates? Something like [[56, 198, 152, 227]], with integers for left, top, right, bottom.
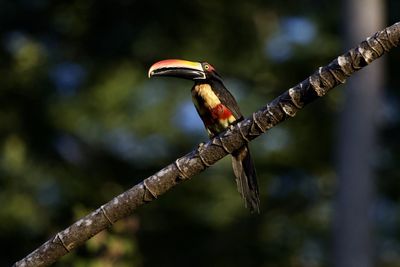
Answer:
[[211, 104, 233, 120]]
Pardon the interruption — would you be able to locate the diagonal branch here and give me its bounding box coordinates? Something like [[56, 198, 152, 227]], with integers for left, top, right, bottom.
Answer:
[[14, 22, 400, 267]]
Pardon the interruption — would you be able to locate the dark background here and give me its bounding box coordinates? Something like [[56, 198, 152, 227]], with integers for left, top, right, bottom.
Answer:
[[1, 0, 399, 266]]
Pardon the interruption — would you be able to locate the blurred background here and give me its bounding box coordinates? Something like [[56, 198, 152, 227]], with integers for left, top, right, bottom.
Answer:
[[1, 0, 399, 266]]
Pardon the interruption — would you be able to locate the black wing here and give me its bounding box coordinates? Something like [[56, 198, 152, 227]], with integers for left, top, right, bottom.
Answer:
[[210, 80, 243, 120]]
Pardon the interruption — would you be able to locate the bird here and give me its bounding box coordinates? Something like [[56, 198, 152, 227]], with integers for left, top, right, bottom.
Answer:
[[148, 59, 260, 213]]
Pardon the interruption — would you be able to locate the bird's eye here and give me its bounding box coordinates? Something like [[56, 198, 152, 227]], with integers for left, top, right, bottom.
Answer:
[[204, 64, 210, 70]]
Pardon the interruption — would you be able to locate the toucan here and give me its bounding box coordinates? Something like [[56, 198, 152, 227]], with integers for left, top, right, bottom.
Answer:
[[148, 59, 260, 213]]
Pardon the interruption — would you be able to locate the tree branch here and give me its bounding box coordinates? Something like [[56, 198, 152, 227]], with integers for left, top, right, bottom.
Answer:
[[14, 22, 400, 267]]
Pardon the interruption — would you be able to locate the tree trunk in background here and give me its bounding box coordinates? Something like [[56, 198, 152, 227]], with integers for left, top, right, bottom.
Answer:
[[334, 1, 386, 267]]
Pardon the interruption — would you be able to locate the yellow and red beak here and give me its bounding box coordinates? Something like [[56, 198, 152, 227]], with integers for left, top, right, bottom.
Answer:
[[148, 59, 206, 80]]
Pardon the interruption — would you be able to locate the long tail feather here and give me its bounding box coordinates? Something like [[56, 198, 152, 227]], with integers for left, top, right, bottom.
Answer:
[[231, 144, 260, 213]]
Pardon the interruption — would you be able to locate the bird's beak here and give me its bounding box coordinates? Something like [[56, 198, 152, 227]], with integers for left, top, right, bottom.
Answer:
[[148, 59, 206, 80]]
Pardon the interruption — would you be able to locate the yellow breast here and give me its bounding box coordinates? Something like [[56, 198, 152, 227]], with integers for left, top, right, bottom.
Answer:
[[192, 84, 221, 109]]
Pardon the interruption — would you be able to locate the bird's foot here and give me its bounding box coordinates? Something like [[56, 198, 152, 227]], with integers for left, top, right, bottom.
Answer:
[[228, 124, 236, 131], [198, 142, 206, 149]]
